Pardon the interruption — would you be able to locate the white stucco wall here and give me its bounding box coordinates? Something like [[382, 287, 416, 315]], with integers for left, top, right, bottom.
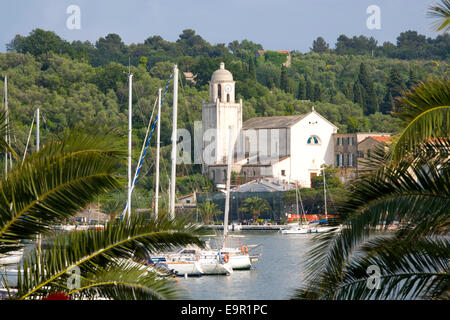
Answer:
[[290, 111, 337, 187]]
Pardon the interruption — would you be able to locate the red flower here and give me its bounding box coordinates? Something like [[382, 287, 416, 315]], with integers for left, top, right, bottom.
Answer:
[[42, 292, 71, 300]]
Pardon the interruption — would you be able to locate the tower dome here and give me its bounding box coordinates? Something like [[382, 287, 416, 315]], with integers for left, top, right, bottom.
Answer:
[[211, 62, 233, 82]]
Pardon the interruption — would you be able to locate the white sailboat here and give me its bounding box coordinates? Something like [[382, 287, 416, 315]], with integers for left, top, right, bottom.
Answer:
[[209, 128, 253, 270], [155, 65, 233, 276], [282, 166, 337, 234]]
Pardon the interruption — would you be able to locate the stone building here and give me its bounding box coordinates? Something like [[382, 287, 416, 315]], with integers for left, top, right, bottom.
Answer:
[[333, 133, 391, 182], [202, 62, 338, 188]]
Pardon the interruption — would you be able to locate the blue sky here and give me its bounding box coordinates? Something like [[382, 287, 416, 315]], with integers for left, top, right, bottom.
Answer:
[[0, 0, 441, 53]]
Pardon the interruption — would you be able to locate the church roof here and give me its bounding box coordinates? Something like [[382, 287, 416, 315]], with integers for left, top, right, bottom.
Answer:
[[242, 114, 307, 130]]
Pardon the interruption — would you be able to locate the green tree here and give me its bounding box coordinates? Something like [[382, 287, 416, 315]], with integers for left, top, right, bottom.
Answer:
[[306, 79, 314, 101], [352, 81, 364, 106], [239, 197, 271, 223], [297, 79, 307, 100], [406, 68, 419, 89], [380, 91, 395, 115], [313, 83, 322, 102], [382, 67, 406, 114], [197, 201, 222, 224], [356, 63, 378, 115], [248, 56, 257, 80], [312, 37, 330, 53], [7, 29, 72, 57], [280, 65, 288, 92]]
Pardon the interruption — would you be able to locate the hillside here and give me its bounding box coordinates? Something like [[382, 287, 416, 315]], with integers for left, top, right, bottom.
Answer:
[[0, 28, 448, 205]]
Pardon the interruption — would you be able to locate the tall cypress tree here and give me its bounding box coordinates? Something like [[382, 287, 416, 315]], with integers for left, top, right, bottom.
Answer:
[[343, 82, 354, 101], [386, 67, 406, 99], [406, 68, 418, 89], [297, 79, 306, 100], [280, 65, 288, 92], [357, 63, 378, 115], [313, 83, 322, 102], [248, 55, 256, 80], [382, 67, 406, 114], [306, 79, 314, 101], [381, 90, 395, 114], [353, 81, 364, 106]]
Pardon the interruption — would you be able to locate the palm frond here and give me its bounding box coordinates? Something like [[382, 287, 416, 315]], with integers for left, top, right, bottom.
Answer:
[[334, 235, 450, 300], [391, 78, 450, 161], [427, 0, 450, 32], [68, 260, 186, 300], [292, 138, 449, 300], [14, 213, 204, 299], [0, 129, 124, 254], [0, 110, 18, 159]]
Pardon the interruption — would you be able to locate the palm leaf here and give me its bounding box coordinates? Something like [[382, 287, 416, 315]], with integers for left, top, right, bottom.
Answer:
[[0, 129, 124, 254], [68, 260, 187, 300], [292, 138, 449, 300], [427, 0, 450, 32], [0, 110, 18, 159], [391, 78, 450, 161], [14, 213, 205, 299], [334, 235, 450, 300]]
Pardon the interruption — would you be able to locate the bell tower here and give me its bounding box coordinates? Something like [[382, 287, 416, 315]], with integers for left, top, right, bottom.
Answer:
[[202, 62, 243, 170]]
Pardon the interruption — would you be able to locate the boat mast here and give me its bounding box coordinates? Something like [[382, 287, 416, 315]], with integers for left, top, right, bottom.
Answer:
[[155, 88, 162, 220], [223, 128, 234, 246], [36, 107, 40, 152], [295, 181, 300, 224], [323, 166, 328, 221], [36, 107, 41, 273], [4, 75, 8, 179], [126, 73, 133, 217], [169, 65, 178, 219]]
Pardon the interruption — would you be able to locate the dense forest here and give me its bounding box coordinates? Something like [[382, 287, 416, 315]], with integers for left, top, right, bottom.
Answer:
[[0, 28, 448, 209]]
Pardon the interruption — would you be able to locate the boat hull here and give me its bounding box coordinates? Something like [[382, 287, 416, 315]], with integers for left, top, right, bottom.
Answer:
[[228, 255, 252, 270], [164, 261, 203, 277]]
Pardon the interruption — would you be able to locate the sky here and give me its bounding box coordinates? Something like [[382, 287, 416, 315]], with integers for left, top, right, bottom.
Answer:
[[0, 0, 442, 53]]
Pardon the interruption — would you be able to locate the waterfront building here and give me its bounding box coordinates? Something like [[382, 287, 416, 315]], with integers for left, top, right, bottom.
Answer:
[[202, 62, 338, 188], [333, 133, 391, 182]]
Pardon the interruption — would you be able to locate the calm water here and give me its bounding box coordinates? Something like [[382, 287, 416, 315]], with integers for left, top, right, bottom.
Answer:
[[177, 230, 311, 300]]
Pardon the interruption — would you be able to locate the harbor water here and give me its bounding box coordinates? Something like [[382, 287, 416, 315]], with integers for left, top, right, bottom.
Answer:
[[177, 230, 312, 300]]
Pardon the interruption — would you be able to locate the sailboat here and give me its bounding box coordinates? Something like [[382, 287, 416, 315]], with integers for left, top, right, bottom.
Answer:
[[148, 65, 233, 276], [204, 128, 255, 270], [282, 166, 337, 234]]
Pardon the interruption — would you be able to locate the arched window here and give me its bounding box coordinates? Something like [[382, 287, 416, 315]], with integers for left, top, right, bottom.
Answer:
[[217, 84, 222, 101], [227, 94, 230, 102], [307, 135, 321, 145]]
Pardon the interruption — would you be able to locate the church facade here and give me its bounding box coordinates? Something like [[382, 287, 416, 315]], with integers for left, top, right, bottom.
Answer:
[[201, 63, 338, 188]]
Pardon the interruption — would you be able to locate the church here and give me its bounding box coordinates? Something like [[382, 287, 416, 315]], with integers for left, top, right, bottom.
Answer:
[[201, 62, 338, 188]]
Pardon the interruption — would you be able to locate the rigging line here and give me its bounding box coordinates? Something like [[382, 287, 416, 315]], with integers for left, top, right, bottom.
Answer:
[[22, 110, 36, 164], [132, 95, 158, 184], [325, 180, 337, 212], [178, 71, 202, 194], [132, 81, 151, 127], [122, 74, 173, 216]]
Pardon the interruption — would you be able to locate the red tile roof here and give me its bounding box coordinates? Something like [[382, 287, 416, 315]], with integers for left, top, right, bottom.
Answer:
[[369, 135, 391, 143]]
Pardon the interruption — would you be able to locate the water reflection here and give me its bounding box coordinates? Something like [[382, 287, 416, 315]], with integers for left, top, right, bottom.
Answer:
[[178, 230, 312, 300]]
